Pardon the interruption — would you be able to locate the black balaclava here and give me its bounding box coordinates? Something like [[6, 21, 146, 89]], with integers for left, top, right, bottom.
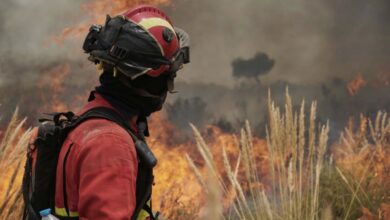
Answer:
[[95, 69, 169, 118]]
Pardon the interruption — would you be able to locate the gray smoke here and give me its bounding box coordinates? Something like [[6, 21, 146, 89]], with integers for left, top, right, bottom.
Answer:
[[167, 0, 390, 85], [0, 0, 96, 123], [163, 0, 390, 139], [0, 0, 389, 140]]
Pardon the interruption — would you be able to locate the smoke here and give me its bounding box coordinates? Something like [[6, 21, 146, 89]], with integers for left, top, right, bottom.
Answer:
[[0, 0, 97, 122], [166, 97, 210, 137], [232, 52, 274, 80], [167, 0, 390, 85], [162, 0, 390, 139], [0, 0, 86, 62], [0, 0, 389, 140]]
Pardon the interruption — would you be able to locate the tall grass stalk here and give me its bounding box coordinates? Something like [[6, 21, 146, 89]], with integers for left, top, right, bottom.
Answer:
[[188, 89, 331, 220], [0, 109, 32, 219], [332, 110, 390, 219]]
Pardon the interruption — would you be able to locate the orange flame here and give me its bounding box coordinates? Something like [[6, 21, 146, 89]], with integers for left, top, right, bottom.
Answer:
[[53, 0, 172, 43], [147, 113, 269, 217], [37, 64, 71, 112], [347, 73, 367, 96], [36, 63, 88, 113], [373, 69, 390, 87]]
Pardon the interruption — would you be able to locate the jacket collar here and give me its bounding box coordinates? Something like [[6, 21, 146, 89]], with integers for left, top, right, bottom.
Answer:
[[79, 91, 149, 137]]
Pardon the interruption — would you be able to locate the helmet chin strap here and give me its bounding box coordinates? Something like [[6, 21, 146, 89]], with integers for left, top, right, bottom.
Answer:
[[166, 71, 177, 93]]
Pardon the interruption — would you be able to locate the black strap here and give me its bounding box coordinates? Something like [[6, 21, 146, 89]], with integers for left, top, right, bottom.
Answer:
[[131, 175, 153, 220], [22, 153, 40, 220], [143, 204, 154, 220], [69, 107, 140, 141], [23, 124, 53, 220], [62, 144, 73, 217]]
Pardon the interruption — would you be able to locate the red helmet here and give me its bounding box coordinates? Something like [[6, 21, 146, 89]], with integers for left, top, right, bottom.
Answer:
[[83, 5, 189, 79], [123, 5, 180, 77]]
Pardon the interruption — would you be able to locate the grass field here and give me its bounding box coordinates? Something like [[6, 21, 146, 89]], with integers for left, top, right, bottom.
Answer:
[[188, 91, 390, 220], [0, 91, 389, 219]]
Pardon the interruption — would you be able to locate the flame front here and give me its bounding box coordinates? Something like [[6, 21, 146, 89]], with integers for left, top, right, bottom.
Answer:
[[1, 0, 389, 219], [147, 113, 269, 217], [347, 73, 367, 96]]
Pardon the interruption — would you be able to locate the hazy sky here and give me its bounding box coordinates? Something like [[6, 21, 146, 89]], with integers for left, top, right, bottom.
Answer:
[[1, 0, 389, 132], [1, 0, 389, 87], [167, 0, 390, 86]]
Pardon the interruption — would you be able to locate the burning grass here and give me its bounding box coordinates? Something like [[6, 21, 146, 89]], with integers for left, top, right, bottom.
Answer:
[[0, 109, 33, 219], [329, 112, 390, 219], [187, 90, 330, 219], [0, 92, 389, 219], [188, 90, 390, 220]]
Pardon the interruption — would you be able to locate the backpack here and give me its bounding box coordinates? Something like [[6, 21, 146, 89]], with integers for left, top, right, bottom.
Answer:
[[22, 107, 158, 220]]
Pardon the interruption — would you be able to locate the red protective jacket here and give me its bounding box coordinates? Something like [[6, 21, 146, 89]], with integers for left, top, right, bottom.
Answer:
[[54, 93, 140, 220]]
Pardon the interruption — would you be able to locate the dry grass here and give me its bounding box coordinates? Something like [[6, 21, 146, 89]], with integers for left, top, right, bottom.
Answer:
[[187, 89, 332, 220], [328, 111, 390, 219], [336, 111, 390, 190], [0, 108, 33, 219], [188, 89, 390, 220], [0, 92, 389, 220]]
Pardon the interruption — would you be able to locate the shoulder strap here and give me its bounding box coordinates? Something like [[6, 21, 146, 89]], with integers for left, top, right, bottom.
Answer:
[[72, 107, 157, 168], [69, 107, 140, 141]]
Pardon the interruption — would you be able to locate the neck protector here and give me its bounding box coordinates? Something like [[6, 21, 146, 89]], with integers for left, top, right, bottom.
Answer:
[[95, 71, 167, 117]]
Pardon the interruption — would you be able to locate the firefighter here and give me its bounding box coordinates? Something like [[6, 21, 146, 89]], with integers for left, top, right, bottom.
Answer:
[[53, 5, 189, 220]]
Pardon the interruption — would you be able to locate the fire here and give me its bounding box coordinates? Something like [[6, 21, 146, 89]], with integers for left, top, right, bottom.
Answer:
[[346, 70, 390, 96], [374, 69, 390, 87], [37, 64, 71, 112], [82, 0, 172, 16], [147, 113, 269, 217], [0, 107, 268, 218], [53, 0, 172, 43], [36, 63, 87, 113], [1, 0, 390, 219], [333, 112, 390, 218], [1, 84, 389, 219], [0, 89, 269, 218], [337, 120, 388, 181], [347, 73, 367, 96]]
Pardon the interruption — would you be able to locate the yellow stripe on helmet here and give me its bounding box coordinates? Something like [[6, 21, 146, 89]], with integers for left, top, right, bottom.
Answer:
[[138, 17, 175, 32]]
